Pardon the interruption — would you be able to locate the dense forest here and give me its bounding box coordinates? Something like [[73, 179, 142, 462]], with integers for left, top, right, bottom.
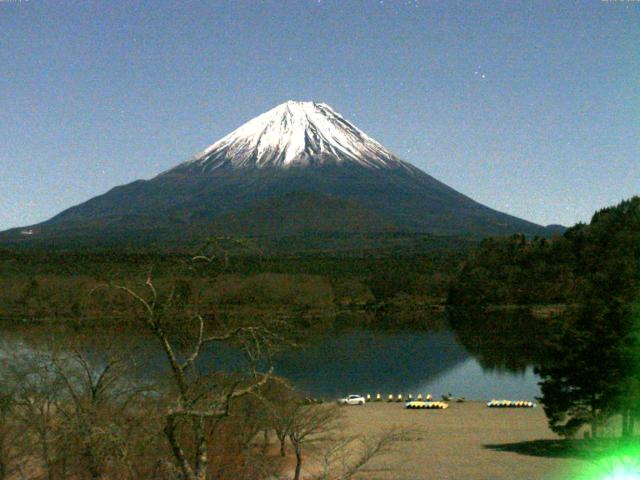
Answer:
[[447, 198, 640, 307], [448, 197, 640, 440], [0, 238, 470, 326], [446, 233, 576, 306]]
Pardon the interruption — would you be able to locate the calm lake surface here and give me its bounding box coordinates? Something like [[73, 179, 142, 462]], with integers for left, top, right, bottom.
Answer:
[[268, 329, 539, 400], [0, 319, 541, 401]]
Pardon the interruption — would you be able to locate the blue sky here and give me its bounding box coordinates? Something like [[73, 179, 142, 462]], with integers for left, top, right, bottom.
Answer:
[[1, 0, 638, 230]]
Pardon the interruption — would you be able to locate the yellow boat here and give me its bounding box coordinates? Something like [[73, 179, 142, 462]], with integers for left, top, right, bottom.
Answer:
[[486, 399, 536, 408], [405, 400, 449, 410]]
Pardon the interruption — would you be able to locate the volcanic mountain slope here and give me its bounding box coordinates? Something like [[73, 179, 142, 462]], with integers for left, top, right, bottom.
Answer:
[[1, 101, 556, 246]]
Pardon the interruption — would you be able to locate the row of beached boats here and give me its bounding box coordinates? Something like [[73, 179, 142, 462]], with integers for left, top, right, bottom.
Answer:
[[404, 399, 536, 410], [362, 394, 536, 409], [486, 399, 536, 408], [340, 394, 536, 409], [405, 400, 449, 409], [366, 393, 436, 402]]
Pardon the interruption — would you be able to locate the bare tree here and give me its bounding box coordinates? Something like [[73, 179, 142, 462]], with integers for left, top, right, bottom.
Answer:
[[49, 341, 154, 480], [0, 387, 20, 480], [1, 334, 162, 480], [5, 350, 65, 480], [281, 400, 417, 480], [115, 267, 285, 480], [190, 237, 264, 272], [312, 427, 416, 480], [260, 379, 299, 457], [287, 404, 343, 480], [210, 392, 281, 480]]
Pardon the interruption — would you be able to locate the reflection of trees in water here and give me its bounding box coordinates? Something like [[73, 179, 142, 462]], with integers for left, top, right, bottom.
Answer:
[[272, 328, 469, 397], [332, 308, 449, 332], [0, 324, 471, 399], [447, 307, 551, 373], [2, 306, 544, 400]]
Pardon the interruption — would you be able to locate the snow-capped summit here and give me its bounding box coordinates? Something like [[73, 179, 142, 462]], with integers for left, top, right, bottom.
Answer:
[[172, 101, 413, 173]]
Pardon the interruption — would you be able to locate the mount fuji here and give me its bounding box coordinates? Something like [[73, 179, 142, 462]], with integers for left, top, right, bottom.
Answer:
[[1, 101, 557, 248]]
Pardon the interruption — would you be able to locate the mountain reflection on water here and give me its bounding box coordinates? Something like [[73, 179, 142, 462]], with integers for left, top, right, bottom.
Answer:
[[0, 309, 543, 400]]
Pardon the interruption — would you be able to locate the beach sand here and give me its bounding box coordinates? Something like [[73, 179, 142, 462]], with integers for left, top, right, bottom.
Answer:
[[337, 401, 586, 479]]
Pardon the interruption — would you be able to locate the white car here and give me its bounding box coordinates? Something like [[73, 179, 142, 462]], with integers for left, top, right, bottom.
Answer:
[[338, 395, 366, 405]]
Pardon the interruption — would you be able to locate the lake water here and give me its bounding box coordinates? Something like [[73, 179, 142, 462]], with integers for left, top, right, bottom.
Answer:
[[274, 329, 540, 400], [0, 322, 541, 401]]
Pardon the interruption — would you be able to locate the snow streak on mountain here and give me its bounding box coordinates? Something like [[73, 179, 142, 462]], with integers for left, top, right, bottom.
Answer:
[[172, 101, 415, 173]]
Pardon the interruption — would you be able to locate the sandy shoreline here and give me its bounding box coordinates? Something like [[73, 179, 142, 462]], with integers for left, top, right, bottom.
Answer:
[[337, 401, 586, 479]]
